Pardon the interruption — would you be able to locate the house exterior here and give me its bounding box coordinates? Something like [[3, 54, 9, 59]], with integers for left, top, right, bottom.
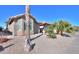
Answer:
[[7, 14, 39, 36]]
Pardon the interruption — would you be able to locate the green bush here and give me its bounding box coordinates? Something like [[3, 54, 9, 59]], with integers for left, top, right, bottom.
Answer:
[[65, 26, 74, 33], [46, 25, 56, 38], [49, 33, 56, 38]]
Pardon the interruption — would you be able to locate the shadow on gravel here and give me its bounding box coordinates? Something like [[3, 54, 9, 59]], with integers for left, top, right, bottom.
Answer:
[[28, 33, 43, 52], [62, 33, 71, 37], [29, 43, 35, 52], [30, 33, 43, 41], [0, 44, 14, 52]]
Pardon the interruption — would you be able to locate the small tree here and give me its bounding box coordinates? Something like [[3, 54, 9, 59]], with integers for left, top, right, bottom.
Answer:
[[46, 20, 75, 38], [53, 20, 65, 35], [54, 20, 73, 35]]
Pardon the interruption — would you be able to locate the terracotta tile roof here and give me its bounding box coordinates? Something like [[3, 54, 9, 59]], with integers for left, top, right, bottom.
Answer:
[[38, 22, 51, 26]]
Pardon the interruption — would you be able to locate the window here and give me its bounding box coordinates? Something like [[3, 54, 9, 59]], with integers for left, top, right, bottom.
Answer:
[[30, 19, 32, 32], [24, 21, 27, 30], [23, 19, 32, 32], [17, 19, 22, 31]]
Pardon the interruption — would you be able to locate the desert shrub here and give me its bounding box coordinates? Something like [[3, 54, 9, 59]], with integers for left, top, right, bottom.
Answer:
[[48, 33, 56, 38], [46, 25, 56, 38]]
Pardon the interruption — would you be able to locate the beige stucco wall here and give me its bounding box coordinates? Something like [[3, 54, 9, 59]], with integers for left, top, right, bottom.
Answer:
[[33, 20, 39, 34], [8, 21, 14, 33], [8, 16, 39, 36], [16, 18, 23, 36]]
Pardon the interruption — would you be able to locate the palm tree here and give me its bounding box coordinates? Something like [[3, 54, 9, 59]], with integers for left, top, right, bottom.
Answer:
[[58, 20, 65, 35], [46, 20, 74, 38], [54, 20, 73, 35], [54, 20, 64, 35]]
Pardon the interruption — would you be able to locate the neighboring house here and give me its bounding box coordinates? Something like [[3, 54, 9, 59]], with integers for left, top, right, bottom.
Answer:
[[7, 14, 39, 36], [39, 22, 50, 33]]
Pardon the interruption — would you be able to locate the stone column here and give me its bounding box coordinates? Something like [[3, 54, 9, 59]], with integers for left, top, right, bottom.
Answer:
[[26, 6, 30, 39], [25, 5, 31, 52]]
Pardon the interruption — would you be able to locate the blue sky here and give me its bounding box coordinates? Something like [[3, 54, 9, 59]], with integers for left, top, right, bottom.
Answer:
[[0, 5, 25, 28], [0, 5, 79, 28], [30, 5, 79, 26]]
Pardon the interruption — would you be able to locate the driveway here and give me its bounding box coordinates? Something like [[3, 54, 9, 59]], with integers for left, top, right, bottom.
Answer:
[[0, 32, 79, 54], [29, 32, 79, 54]]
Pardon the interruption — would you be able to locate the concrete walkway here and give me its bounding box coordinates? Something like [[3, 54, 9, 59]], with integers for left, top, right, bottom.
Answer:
[[0, 32, 79, 54]]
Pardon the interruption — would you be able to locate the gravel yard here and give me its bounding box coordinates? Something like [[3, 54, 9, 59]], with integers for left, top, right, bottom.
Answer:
[[0, 32, 79, 54]]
